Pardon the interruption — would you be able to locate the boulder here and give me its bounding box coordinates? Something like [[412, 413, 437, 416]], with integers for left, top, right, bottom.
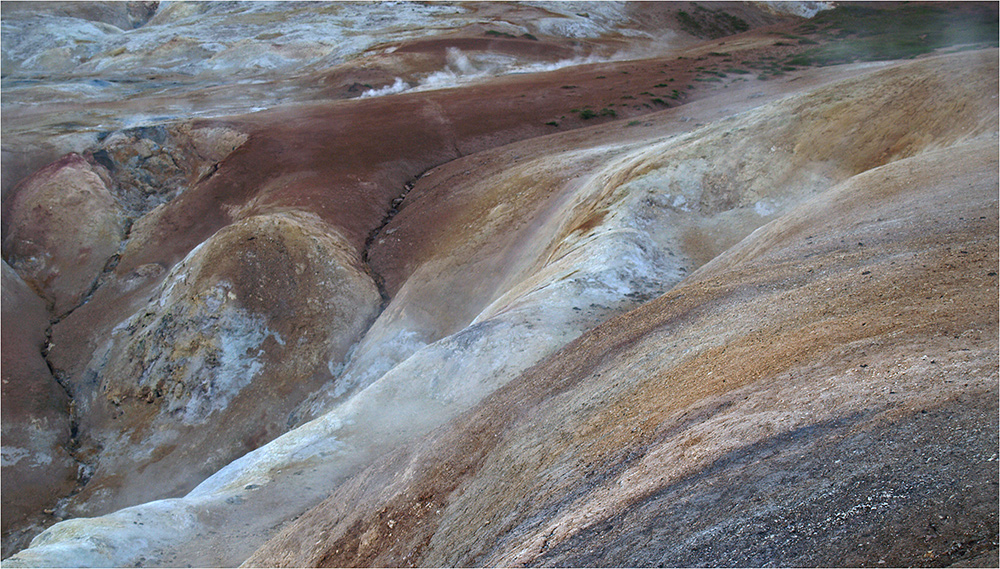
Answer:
[[1, 154, 125, 316], [61, 211, 381, 517]]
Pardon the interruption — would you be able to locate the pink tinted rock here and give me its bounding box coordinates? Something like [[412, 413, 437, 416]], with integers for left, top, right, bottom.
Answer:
[[1, 153, 126, 316], [0, 262, 78, 557]]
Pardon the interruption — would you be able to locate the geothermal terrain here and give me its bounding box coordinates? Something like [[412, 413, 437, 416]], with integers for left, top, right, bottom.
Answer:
[[1, 1, 998, 567]]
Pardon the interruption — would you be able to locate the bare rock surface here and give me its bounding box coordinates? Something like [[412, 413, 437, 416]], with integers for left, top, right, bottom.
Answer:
[[2, 1, 741, 196], [1, 153, 125, 316], [62, 211, 381, 517], [0, 263, 78, 557], [246, 137, 999, 569], [1, 2, 997, 567], [0, 2, 157, 32]]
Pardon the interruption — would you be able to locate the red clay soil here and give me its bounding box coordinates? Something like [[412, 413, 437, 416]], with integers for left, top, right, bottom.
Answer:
[[112, 18, 820, 278], [0, 264, 78, 554]]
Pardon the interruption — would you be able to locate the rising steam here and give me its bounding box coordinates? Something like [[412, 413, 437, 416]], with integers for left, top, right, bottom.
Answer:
[[360, 47, 628, 99]]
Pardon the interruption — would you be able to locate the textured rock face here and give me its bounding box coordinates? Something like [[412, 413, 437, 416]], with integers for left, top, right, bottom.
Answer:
[[242, 54, 999, 568], [94, 123, 249, 216], [248, 138, 998, 568], [0, 2, 158, 32], [2, 2, 998, 567], [1, 153, 125, 316], [63, 211, 381, 516], [0, 262, 78, 555]]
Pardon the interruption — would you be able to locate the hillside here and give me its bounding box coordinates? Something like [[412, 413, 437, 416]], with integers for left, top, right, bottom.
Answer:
[[2, 2, 997, 567]]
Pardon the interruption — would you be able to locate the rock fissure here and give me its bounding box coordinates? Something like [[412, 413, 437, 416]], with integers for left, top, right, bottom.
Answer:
[[30, 209, 140, 524], [51, 247, 123, 323], [37, 322, 93, 523], [361, 178, 419, 311]]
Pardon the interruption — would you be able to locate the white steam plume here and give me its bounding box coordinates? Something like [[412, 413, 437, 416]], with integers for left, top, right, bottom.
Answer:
[[358, 47, 637, 99], [359, 77, 411, 98]]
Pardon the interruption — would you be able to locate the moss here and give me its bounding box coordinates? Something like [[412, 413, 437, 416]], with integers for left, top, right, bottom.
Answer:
[[676, 8, 749, 39], [789, 4, 999, 66]]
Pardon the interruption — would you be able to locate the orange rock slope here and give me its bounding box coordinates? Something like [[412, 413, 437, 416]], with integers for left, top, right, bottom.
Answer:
[[248, 136, 998, 567]]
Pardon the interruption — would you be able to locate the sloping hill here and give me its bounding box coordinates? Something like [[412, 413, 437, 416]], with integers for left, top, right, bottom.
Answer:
[[2, 2, 997, 567], [246, 137, 998, 567]]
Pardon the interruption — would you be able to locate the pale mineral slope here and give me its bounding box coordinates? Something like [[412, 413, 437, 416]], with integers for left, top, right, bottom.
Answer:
[[247, 136, 998, 568], [244, 50, 998, 567], [6, 47, 996, 568]]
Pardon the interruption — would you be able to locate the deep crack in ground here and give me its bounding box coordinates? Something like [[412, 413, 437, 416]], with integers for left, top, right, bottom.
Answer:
[[361, 178, 418, 311]]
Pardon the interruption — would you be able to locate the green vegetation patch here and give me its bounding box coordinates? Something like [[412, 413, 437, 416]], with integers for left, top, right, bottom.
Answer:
[[572, 107, 617, 120], [676, 5, 749, 39], [791, 4, 999, 66]]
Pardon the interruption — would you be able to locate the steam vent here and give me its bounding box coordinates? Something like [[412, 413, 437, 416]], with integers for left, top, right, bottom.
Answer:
[[2, 2, 998, 567]]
